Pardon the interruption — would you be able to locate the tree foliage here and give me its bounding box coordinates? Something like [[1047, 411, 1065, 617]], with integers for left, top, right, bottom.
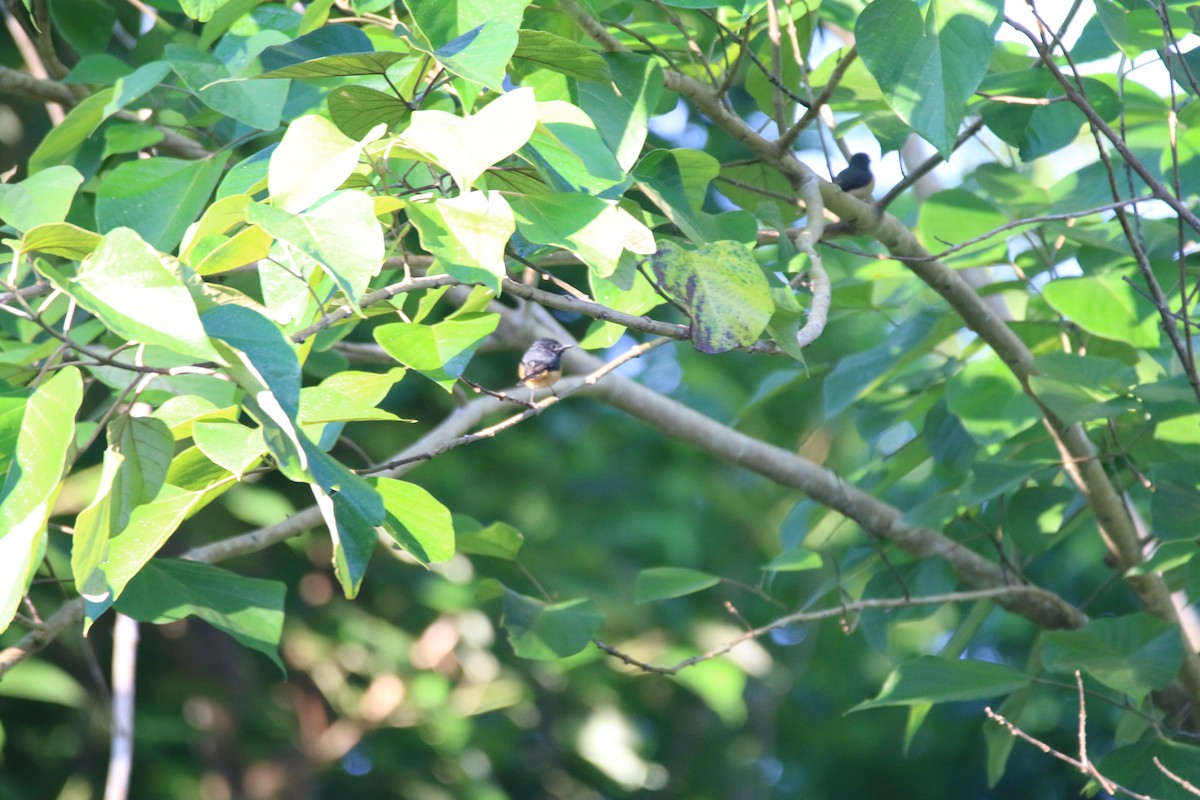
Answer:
[[1, 0, 1200, 797]]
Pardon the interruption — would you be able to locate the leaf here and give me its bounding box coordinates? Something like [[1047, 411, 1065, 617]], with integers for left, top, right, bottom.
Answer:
[[82, 482, 221, 628], [501, 589, 603, 659], [309, 459, 384, 598], [917, 189, 1008, 267], [96, 153, 231, 252], [268, 115, 384, 213], [258, 25, 385, 75], [39, 229, 222, 363], [110, 416, 174, 531], [165, 43, 287, 131], [526, 100, 627, 194], [192, 421, 266, 477], [945, 356, 1041, 445], [104, 61, 172, 118], [374, 477, 455, 564], [246, 191, 384, 307], [508, 193, 626, 277], [179, 0, 235, 21], [1042, 614, 1184, 701], [852, 656, 1029, 710], [456, 520, 524, 560], [19, 222, 103, 259], [0, 166, 84, 233], [401, 0, 529, 90], [397, 88, 538, 190], [201, 304, 304, 477], [1094, 0, 1189, 60], [856, 0, 1004, 154], [633, 148, 729, 243], [578, 52, 663, 172], [28, 89, 114, 173], [0, 661, 86, 707], [0, 367, 83, 633], [634, 567, 720, 602], [1041, 274, 1160, 348], [117, 559, 286, 672], [405, 192, 515, 292], [513, 29, 611, 82], [328, 86, 412, 139], [374, 312, 500, 390], [649, 240, 774, 354], [299, 368, 408, 425], [762, 548, 823, 572]]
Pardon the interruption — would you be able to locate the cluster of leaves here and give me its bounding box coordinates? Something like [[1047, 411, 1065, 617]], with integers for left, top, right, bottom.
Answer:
[[1, 0, 1200, 797]]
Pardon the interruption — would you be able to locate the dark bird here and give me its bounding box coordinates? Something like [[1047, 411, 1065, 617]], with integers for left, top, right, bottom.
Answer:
[[518, 338, 572, 400], [833, 153, 875, 201]]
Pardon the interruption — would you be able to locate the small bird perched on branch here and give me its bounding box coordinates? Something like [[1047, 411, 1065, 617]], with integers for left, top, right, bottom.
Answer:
[[833, 153, 875, 201], [518, 338, 572, 401]]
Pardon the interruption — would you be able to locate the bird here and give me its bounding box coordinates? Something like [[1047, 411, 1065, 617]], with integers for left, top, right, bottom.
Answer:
[[518, 338, 572, 402], [833, 153, 875, 201]]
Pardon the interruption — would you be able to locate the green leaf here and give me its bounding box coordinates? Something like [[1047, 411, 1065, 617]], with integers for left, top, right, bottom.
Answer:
[[917, 189, 1008, 267], [633, 149, 724, 243], [1041, 274, 1160, 348], [178, 0, 234, 21], [856, 0, 1004, 154], [0, 367, 83, 633], [19, 222, 104, 259], [258, 26, 384, 75], [1127, 541, 1198, 576], [259, 49, 406, 78], [405, 192, 515, 292], [102, 124, 165, 159], [328, 86, 412, 139], [201, 304, 303, 476], [634, 567, 720, 602], [28, 89, 114, 173], [578, 52, 663, 172], [246, 191, 384, 307], [0, 166, 84, 233], [375, 477, 455, 564], [501, 589, 603, 659], [165, 43, 287, 131], [117, 559, 286, 672], [852, 656, 1029, 710], [104, 61, 172, 118], [192, 421, 266, 477], [649, 240, 774, 354], [269, 115, 384, 213], [1041, 614, 1183, 701], [0, 660, 86, 707], [525, 100, 627, 194], [513, 29, 611, 82], [762, 548, 823, 572], [1094, 0, 1189, 60], [96, 153, 230, 252], [397, 87, 537, 190], [509, 193, 626, 277], [41, 228, 223, 363], [456, 519, 524, 560], [1096, 739, 1200, 800], [309, 460, 384, 598], [945, 356, 1040, 445], [72, 450, 126, 602], [82, 480, 214, 629], [298, 368, 407, 424], [374, 312, 500, 390], [978, 73, 1118, 161], [402, 0, 529, 90], [110, 416, 174, 532]]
